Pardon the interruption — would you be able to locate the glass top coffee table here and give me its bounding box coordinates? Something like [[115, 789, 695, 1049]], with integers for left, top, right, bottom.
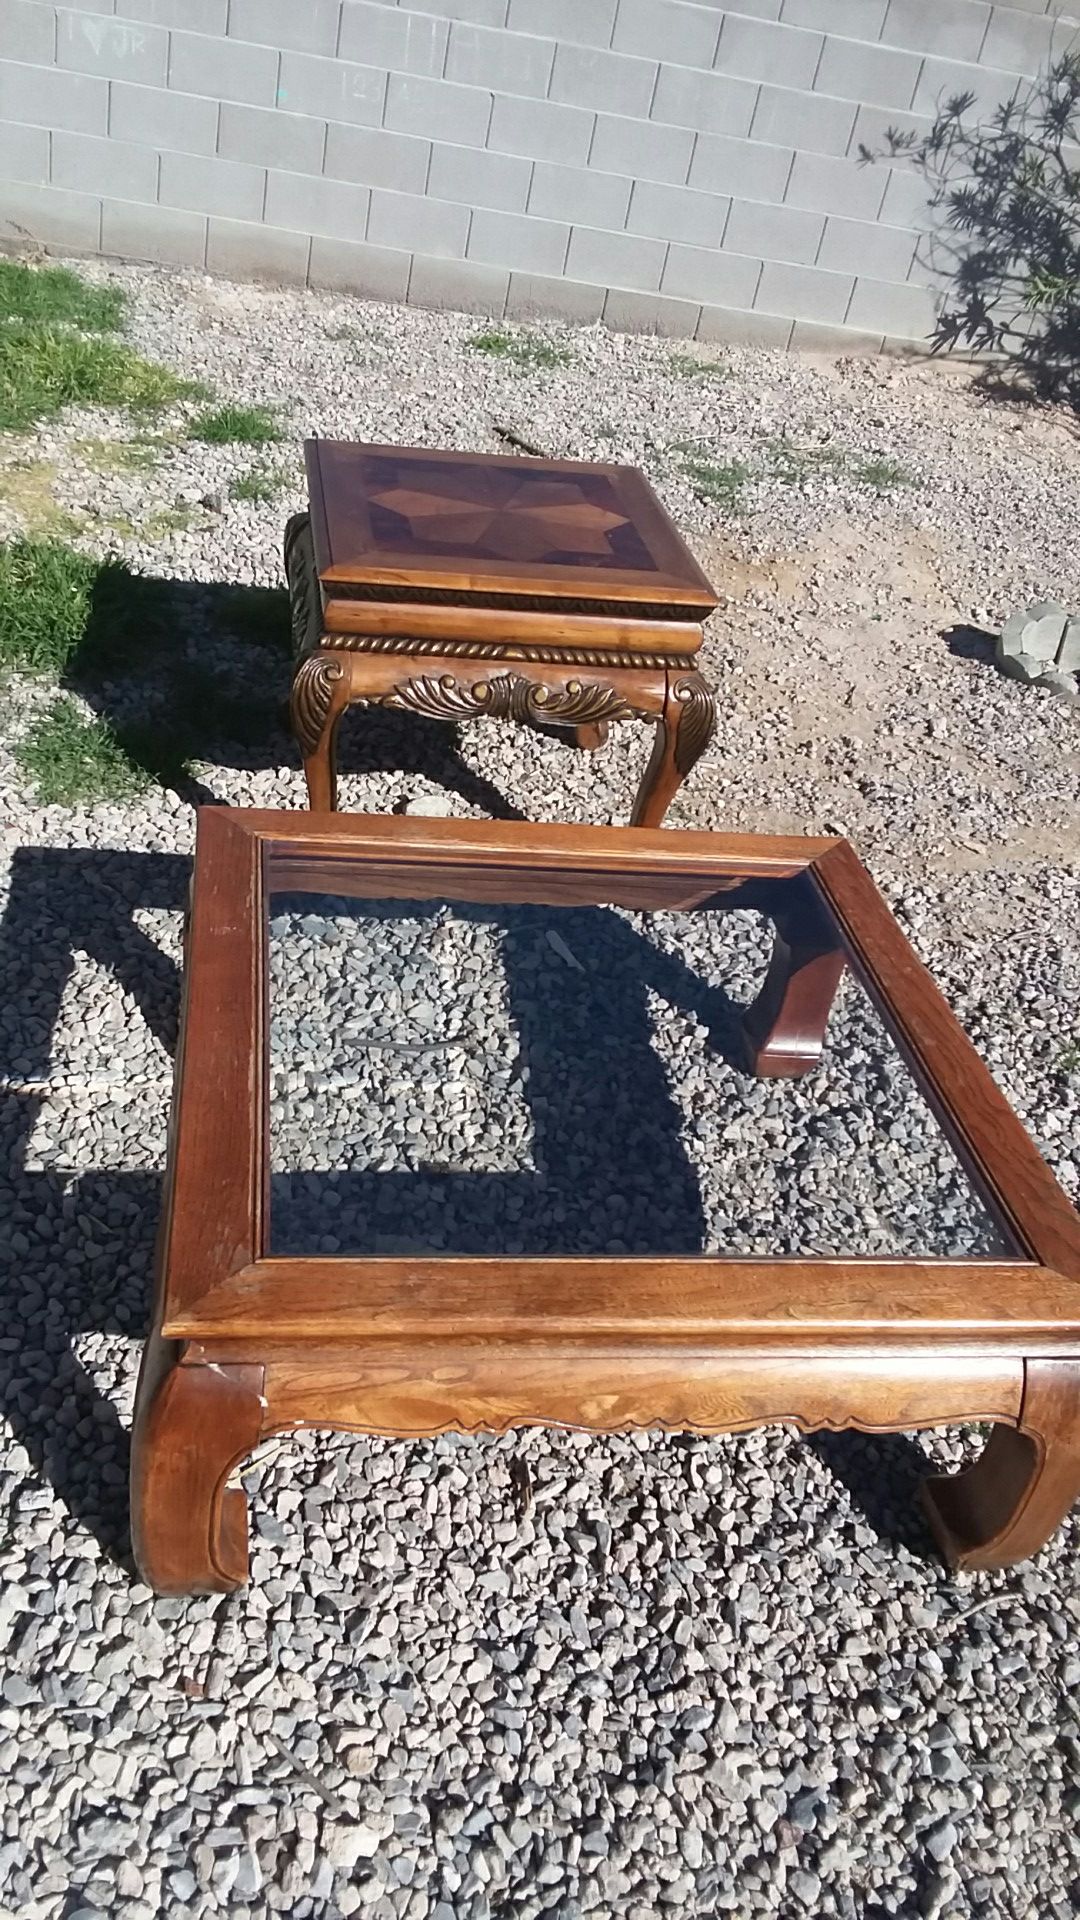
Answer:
[[132, 811, 1080, 1593]]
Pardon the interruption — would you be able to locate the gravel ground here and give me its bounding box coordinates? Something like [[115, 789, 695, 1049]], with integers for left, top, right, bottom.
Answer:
[[268, 897, 1000, 1262], [1, 259, 1079, 1920]]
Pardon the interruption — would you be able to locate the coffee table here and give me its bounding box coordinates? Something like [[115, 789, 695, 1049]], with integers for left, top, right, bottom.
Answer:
[[284, 439, 717, 824], [131, 810, 1080, 1594]]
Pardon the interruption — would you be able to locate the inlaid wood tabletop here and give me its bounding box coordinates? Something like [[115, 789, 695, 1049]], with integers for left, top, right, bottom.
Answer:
[[305, 439, 718, 610]]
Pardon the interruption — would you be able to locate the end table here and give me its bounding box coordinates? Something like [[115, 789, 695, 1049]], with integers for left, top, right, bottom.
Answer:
[[285, 439, 718, 824]]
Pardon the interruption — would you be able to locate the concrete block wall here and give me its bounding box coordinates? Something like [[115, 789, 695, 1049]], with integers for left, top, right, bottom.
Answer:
[[1, 0, 1077, 349]]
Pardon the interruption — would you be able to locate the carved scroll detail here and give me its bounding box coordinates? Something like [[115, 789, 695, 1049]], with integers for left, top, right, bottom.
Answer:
[[283, 512, 323, 660], [290, 653, 345, 757], [672, 674, 717, 775], [324, 633, 696, 671], [381, 672, 634, 728]]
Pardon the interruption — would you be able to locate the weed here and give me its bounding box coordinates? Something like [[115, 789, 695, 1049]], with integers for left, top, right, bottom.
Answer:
[[323, 321, 380, 347], [667, 349, 726, 380], [852, 454, 914, 491], [0, 324, 197, 432], [230, 463, 288, 504], [16, 695, 149, 805], [142, 503, 199, 537], [1057, 1039, 1080, 1075], [467, 327, 572, 370], [765, 438, 848, 484], [0, 461, 86, 539], [0, 261, 125, 332], [676, 448, 749, 512], [189, 403, 282, 445], [765, 437, 913, 491], [73, 436, 162, 473]]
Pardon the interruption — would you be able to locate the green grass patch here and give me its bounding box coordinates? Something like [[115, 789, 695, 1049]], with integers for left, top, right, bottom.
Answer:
[[1057, 1039, 1080, 1075], [230, 463, 288, 504], [0, 535, 179, 678], [675, 449, 750, 513], [467, 327, 572, 371], [0, 324, 197, 432], [0, 261, 125, 333], [765, 437, 914, 492], [667, 349, 726, 380], [0, 537, 104, 674], [852, 454, 914, 491], [0, 534, 296, 803], [16, 695, 149, 805], [189, 403, 282, 445]]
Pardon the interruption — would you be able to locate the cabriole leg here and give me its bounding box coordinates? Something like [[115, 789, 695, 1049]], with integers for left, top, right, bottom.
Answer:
[[630, 671, 715, 829], [290, 653, 350, 812]]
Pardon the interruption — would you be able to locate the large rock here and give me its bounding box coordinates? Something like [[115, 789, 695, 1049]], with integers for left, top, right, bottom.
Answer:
[[1027, 605, 1070, 660], [1000, 600, 1069, 661], [1058, 618, 1080, 674], [995, 599, 1079, 695], [994, 641, 1042, 683], [998, 609, 1033, 658]]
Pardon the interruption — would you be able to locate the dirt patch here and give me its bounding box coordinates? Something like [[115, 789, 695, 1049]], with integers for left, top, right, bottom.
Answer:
[[691, 512, 1078, 879]]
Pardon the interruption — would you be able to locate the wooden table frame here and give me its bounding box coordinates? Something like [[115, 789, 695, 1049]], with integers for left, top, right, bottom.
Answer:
[[131, 811, 1080, 1594]]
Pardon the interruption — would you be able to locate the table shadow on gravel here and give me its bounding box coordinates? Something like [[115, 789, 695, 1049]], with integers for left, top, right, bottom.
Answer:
[[269, 895, 735, 1258], [64, 568, 524, 818], [0, 847, 187, 1566], [269, 890, 1005, 1266], [806, 1430, 940, 1560]]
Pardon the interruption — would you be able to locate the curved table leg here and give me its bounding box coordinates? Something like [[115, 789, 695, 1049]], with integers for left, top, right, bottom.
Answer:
[[741, 880, 846, 1078], [131, 1342, 265, 1595], [290, 653, 350, 811], [923, 1361, 1080, 1570], [630, 671, 716, 828]]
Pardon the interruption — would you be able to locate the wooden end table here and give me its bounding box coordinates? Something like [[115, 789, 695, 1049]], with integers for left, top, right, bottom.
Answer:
[[131, 810, 1080, 1595], [284, 440, 718, 824]]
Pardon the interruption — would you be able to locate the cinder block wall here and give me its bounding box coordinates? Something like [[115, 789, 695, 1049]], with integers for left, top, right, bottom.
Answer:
[[0, 0, 1075, 350]]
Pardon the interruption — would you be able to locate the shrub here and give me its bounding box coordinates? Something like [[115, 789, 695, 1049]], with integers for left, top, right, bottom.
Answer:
[[862, 54, 1080, 406]]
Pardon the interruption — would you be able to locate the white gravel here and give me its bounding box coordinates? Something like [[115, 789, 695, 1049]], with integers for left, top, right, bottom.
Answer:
[[1, 258, 1079, 1920]]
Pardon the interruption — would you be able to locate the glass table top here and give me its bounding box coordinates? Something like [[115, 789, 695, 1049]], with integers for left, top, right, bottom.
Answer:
[[266, 886, 1011, 1262]]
